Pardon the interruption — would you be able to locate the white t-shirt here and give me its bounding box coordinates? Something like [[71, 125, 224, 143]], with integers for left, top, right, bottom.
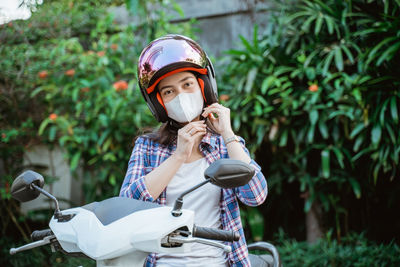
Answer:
[[156, 157, 228, 267]]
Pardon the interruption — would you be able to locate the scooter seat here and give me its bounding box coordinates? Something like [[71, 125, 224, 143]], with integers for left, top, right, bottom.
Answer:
[[82, 197, 161, 226]]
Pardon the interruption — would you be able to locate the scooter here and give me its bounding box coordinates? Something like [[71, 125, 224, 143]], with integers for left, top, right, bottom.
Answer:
[[9, 159, 281, 267]]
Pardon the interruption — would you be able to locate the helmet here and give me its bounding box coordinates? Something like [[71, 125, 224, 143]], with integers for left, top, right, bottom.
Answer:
[[137, 34, 218, 122]]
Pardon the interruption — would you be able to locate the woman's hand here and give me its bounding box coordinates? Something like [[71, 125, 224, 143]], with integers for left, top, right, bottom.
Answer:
[[202, 103, 234, 139], [174, 120, 207, 161]]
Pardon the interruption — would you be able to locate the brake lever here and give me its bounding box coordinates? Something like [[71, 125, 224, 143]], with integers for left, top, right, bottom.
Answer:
[[168, 236, 232, 253], [9, 235, 56, 255]]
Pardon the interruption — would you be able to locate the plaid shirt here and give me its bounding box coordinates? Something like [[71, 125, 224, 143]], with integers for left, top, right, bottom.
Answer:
[[119, 131, 268, 266]]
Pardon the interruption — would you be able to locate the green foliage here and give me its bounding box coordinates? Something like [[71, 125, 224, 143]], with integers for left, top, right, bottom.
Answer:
[[0, 0, 194, 265], [274, 230, 400, 266], [220, 0, 400, 237], [1, 0, 194, 201]]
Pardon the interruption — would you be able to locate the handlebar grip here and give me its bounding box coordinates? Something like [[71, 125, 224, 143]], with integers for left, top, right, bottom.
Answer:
[[31, 229, 53, 241], [192, 225, 240, 242]]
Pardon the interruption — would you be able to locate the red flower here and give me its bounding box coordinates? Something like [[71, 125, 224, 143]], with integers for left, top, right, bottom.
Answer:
[[1, 133, 6, 139], [308, 84, 318, 92], [5, 181, 9, 194], [38, 70, 48, 79], [81, 87, 90, 93], [65, 69, 75, 76], [49, 113, 58, 121], [113, 80, 129, 91], [110, 44, 118, 51], [97, 51, 105, 57], [219, 94, 230, 101]]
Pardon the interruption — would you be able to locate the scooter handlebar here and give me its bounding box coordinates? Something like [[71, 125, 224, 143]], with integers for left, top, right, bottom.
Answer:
[[31, 229, 53, 241], [192, 225, 240, 242]]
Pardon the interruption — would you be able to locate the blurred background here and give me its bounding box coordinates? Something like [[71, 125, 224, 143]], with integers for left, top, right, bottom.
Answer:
[[1, 0, 399, 266]]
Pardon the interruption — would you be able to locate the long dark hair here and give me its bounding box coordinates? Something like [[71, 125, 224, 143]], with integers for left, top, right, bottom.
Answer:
[[143, 121, 179, 146]]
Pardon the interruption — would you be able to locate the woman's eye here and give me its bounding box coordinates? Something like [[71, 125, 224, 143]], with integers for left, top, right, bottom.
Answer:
[[184, 82, 193, 87], [163, 89, 172, 95]]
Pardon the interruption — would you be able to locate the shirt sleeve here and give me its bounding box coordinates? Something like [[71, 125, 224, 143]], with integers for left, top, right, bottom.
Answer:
[[232, 136, 268, 207], [119, 137, 155, 202]]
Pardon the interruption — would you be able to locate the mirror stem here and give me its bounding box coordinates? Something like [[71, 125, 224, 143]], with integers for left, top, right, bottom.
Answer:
[[31, 184, 62, 219], [171, 179, 210, 217]]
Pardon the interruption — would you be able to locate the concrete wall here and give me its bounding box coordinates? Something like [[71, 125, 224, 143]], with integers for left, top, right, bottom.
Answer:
[[110, 0, 271, 57], [21, 145, 82, 215], [171, 0, 270, 57]]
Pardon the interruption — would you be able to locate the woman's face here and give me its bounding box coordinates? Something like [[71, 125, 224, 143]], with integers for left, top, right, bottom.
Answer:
[[158, 71, 201, 103]]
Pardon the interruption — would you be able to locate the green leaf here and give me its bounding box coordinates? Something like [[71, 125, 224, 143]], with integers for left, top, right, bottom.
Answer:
[[172, 2, 184, 17], [385, 123, 396, 144], [261, 76, 275, 94], [315, 14, 323, 35], [307, 125, 315, 143], [321, 149, 330, 178], [30, 86, 45, 97], [349, 178, 361, 199], [279, 129, 288, 147], [390, 97, 398, 123], [379, 98, 390, 126], [352, 147, 374, 161], [350, 123, 365, 139], [38, 119, 50, 136], [366, 37, 397, 66], [353, 135, 364, 152], [70, 152, 81, 171], [109, 174, 117, 186], [332, 147, 345, 169], [334, 46, 344, 71], [239, 35, 254, 53], [309, 110, 319, 125], [322, 50, 334, 75], [376, 41, 400, 66], [318, 119, 329, 139], [49, 126, 57, 142], [244, 67, 258, 93], [304, 198, 313, 212], [254, 95, 268, 106], [324, 16, 334, 34], [304, 49, 320, 67], [341, 45, 354, 64], [246, 207, 264, 241], [371, 125, 382, 146], [126, 0, 139, 15]]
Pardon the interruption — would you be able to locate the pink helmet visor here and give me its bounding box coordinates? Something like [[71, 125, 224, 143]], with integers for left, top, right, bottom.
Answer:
[[138, 35, 208, 93]]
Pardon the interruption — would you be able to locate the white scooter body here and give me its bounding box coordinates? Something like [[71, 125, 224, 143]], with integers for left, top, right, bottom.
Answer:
[[10, 161, 280, 267], [49, 205, 194, 266]]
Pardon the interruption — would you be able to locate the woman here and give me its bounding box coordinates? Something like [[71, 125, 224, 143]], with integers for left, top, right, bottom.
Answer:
[[119, 34, 267, 267]]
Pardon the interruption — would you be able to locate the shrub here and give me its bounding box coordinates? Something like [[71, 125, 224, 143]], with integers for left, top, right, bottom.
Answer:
[[220, 0, 400, 239], [275, 231, 400, 266]]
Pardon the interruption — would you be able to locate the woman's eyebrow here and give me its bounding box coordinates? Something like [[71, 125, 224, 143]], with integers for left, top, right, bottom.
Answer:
[[159, 76, 195, 92], [178, 76, 195, 83], [159, 84, 172, 92]]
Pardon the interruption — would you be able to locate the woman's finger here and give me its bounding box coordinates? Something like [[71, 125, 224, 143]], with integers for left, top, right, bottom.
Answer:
[[202, 107, 224, 117], [180, 121, 205, 134], [189, 128, 207, 139]]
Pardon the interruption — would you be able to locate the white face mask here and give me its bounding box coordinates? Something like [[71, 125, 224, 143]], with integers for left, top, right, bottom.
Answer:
[[164, 89, 204, 123]]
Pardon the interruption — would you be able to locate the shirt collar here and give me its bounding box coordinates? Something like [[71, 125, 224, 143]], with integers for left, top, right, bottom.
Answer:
[[168, 131, 219, 151], [200, 131, 219, 151]]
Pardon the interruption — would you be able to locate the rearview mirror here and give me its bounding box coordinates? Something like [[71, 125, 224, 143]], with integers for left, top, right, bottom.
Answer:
[[205, 159, 255, 188], [11, 170, 44, 202]]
